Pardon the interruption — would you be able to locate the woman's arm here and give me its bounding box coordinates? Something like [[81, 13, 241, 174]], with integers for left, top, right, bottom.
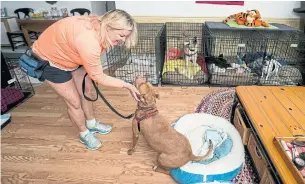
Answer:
[[75, 32, 140, 100]]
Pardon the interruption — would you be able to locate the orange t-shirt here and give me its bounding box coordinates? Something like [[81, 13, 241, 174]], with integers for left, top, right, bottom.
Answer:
[[32, 16, 105, 82]]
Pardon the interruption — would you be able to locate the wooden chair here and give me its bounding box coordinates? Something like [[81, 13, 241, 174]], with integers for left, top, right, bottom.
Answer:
[[70, 8, 91, 16], [14, 8, 33, 19], [6, 8, 38, 51]]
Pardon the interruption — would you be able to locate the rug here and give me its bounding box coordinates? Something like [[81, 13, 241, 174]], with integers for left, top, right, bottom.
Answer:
[[195, 87, 259, 184]]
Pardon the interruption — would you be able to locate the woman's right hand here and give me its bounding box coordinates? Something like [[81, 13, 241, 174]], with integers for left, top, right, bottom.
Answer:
[[123, 82, 140, 102]]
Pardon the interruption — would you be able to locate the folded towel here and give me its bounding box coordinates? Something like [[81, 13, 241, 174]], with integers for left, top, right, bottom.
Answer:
[[198, 136, 233, 165], [185, 125, 233, 164], [1, 113, 11, 127]]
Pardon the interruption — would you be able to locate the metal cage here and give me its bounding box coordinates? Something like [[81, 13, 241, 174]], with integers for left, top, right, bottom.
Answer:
[[255, 28, 305, 86], [203, 22, 305, 86], [160, 22, 208, 86], [1, 54, 35, 114], [105, 23, 166, 85]]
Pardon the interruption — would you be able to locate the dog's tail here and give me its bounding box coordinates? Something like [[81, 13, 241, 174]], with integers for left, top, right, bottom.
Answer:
[[190, 140, 214, 161]]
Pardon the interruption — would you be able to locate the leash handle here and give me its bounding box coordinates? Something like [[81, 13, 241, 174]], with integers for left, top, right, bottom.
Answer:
[[82, 73, 134, 119]]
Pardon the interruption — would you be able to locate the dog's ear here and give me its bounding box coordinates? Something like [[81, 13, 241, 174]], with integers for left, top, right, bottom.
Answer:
[[193, 36, 197, 45], [265, 55, 272, 61], [154, 91, 160, 100]]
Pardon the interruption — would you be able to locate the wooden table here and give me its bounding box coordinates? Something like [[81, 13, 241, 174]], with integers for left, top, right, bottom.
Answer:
[[16, 17, 63, 46], [235, 86, 305, 184]]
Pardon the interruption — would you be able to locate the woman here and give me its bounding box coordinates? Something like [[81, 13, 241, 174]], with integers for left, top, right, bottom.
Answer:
[[30, 9, 140, 150]]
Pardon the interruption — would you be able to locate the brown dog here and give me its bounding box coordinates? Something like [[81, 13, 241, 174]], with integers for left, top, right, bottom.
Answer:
[[128, 76, 214, 175]]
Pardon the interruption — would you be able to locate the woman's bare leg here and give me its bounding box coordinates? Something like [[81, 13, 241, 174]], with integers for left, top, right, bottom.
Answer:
[[45, 78, 102, 150], [72, 67, 96, 120], [45, 79, 87, 132], [71, 67, 112, 134]]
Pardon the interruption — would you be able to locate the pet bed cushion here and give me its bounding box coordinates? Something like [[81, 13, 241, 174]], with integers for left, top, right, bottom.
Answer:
[[226, 21, 279, 29], [170, 113, 244, 184], [1, 87, 24, 112]]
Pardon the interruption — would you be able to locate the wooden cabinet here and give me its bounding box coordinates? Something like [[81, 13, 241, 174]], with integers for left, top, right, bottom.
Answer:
[[235, 86, 305, 184], [233, 104, 251, 145], [260, 169, 276, 184], [247, 133, 268, 179]]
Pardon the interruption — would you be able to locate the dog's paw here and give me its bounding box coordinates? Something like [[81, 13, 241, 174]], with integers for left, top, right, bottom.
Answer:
[[127, 149, 134, 155], [152, 165, 158, 172]]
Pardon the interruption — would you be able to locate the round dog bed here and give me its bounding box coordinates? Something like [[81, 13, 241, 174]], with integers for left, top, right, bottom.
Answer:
[[170, 113, 244, 184]]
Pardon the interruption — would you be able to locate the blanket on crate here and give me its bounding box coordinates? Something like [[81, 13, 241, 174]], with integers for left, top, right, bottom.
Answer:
[[226, 21, 279, 29], [114, 54, 159, 84], [162, 56, 209, 84], [206, 52, 303, 85], [162, 59, 202, 79], [242, 52, 303, 85]]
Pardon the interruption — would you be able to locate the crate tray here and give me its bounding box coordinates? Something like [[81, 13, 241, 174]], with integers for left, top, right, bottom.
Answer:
[[273, 136, 305, 184]]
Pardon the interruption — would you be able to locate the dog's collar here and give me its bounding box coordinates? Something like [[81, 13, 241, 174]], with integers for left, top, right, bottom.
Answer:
[[184, 51, 197, 57], [134, 109, 159, 132], [137, 104, 156, 111]]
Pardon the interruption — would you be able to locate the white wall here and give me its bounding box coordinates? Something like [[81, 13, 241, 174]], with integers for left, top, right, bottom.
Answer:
[[0, 1, 110, 45], [91, 1, 107, 16], [116, 1, 301, 18], [1, 1, 92, 16]]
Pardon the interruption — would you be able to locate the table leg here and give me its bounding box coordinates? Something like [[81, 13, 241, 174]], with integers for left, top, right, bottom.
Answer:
[[21, 26, 32, 47], [2, 19, 11, 32], [230, 94, 239, 123]]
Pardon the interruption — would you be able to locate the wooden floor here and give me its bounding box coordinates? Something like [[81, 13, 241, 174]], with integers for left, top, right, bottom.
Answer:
[[1, 84, 220, 184]]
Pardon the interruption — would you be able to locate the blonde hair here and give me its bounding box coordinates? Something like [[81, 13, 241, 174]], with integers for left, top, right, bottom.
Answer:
[[97, 9, 138, 49]]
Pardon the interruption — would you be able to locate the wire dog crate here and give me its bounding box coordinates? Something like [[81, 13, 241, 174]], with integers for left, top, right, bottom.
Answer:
[[255, 28, 305, 86], [105, 23, 165, 85], [1, 53, 35, 114], [203, 21, 305, 86], [160, 22, 208, 86]]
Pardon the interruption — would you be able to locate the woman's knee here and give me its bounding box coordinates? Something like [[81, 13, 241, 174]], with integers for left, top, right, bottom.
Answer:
[[45, 79, 82, 109], [66, 97, 82, 110], [83, 82, 96, 99]]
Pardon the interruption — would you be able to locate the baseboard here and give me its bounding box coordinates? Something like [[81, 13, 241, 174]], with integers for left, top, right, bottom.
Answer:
[[1, 44, 11, 47], [133, 16, 303, 30]]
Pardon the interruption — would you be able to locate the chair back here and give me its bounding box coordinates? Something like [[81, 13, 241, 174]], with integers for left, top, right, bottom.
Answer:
[[14, 8, 34, 19], [70, 8, 91, 16]]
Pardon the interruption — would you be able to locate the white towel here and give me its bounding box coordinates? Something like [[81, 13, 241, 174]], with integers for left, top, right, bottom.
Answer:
[[184, 125, 228, 159]]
